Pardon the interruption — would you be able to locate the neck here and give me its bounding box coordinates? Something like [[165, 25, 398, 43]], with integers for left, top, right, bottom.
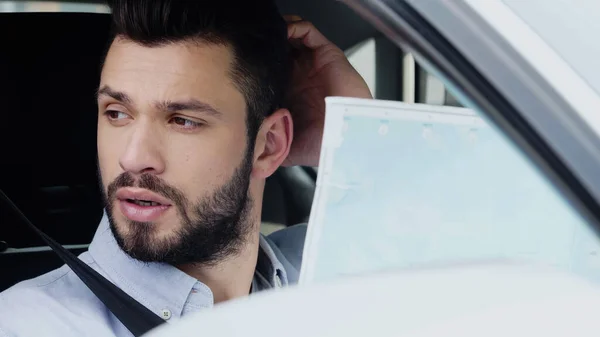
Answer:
[[180, 180, 266, 303], [177, 228, 261, 304]]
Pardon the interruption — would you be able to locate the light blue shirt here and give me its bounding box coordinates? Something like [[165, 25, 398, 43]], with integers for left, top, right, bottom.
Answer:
[[0, 213, 307, 337]]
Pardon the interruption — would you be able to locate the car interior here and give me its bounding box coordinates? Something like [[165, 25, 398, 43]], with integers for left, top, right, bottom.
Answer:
[[0, 0, 387, 292], [4, 1, 598, 336]]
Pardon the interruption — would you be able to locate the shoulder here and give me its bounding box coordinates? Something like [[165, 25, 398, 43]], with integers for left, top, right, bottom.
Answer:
[[265, 223, 307, 283], [268, 223, 307, 263], [0, 265, 79, 334], [1, 252, 95, 298], [0, 254, 114, 336], [0, 263, 76, 306]]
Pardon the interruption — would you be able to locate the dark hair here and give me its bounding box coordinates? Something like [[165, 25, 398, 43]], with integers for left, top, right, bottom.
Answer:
[[106, 0, 290, 140]]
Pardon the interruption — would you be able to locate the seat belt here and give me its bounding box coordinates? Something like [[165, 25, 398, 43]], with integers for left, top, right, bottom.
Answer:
[[0, 189, 165, 336]]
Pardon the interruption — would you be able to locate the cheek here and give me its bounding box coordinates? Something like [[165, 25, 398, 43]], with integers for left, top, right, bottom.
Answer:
[[97, 122, 123, 187], [165, 130, 247, 197]]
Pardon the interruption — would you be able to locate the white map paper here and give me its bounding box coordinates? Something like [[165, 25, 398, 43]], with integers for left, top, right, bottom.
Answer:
[[299, 97, 600, 285]]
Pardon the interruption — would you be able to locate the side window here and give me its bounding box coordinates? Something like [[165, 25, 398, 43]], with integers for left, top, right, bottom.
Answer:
[[343, 40, 461, 108], [416, 64, 463, 107], [303, 38, 600, 284], [346, 38, 377, 97], [402, 52, 463, 107]]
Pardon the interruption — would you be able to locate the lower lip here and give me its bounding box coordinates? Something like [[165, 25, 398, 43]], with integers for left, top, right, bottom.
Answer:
[[118, 200, 171, 222]]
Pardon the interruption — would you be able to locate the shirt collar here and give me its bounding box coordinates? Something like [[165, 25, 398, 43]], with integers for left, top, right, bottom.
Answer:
[[88, 211, 286, 318]]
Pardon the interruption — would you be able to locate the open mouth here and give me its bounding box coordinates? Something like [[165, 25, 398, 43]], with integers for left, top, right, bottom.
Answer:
[[115, 188, 173, 222], [118, 197, 171, 222], [125, 199, 163, 207]]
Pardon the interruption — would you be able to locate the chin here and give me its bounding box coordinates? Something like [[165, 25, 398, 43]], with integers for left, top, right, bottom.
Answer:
[[109, 215, 183, 262]]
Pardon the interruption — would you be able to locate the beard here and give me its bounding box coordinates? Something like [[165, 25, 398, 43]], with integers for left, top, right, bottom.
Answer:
[[100, 149, 254, 266]]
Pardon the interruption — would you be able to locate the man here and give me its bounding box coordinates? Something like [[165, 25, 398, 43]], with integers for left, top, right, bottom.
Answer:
[[0, 0, 371, 336]]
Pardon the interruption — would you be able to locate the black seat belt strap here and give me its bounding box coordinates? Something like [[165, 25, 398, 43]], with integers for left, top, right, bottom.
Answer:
[[0, 189, 165, 336]]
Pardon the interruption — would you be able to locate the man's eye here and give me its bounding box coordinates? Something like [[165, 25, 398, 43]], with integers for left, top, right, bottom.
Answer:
[[171, 117, 202, 129], [105, 110, 129, 120]]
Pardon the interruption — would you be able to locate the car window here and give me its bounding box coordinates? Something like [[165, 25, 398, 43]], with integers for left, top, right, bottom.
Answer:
[[415, 63, 462, 107], [502, 0, 600, 95], [0, 1, 109, 13], [345, 35, 462, 108], [407, 68, 600, 281], [307, 32, 600, 283], [303, 58, 600, 284], [3, 0, 597, 282], [346, 38, 377, 97]]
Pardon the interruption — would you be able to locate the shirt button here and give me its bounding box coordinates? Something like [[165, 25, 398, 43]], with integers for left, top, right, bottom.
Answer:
[[161, 309, 172, 320]]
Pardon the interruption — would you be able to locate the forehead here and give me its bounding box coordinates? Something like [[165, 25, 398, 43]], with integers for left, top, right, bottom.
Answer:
[[100, 38, 245, 114]]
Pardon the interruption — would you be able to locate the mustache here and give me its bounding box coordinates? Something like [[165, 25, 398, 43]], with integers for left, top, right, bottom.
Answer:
[[106, 172, 188, 210]]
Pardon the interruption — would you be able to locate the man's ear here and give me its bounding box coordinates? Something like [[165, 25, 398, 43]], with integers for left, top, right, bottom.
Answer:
[[252, 108, 293, 179]]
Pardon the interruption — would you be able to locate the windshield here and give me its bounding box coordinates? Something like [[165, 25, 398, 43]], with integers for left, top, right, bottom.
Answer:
[[502, 0, 600, 95]]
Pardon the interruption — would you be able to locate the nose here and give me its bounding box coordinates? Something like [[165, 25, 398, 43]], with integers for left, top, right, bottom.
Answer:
[[119, 121, 166, 175]]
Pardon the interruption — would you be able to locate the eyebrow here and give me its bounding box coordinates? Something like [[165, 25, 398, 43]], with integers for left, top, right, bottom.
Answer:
[[96, 85, 133, 105], [156, 99, 223, 119], [97, 85, 223, 119]]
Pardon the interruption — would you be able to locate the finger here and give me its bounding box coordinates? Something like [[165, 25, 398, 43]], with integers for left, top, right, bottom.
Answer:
[[284, 15, 303, 23], [287, 21, 331, 50]]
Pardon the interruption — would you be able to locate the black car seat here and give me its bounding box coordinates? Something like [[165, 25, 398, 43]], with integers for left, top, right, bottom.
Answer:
[[0, 12, 315, 291]]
